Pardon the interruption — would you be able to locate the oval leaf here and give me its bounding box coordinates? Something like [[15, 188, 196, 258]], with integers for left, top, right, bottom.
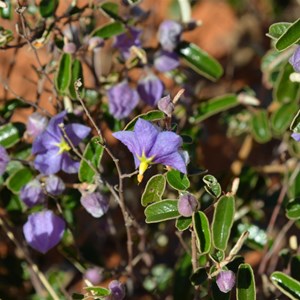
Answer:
[[267, 22, 291, 40], [141, 174, 166, 207], [69, 59, 83, 99], [212, 194, 235, 251], [271, 102, 298, 136], [100, 2, 121, 20], [79, 137, 104, 184], [192, 94, 238, 123], [144, 199, 180, 223], [123, 110, 165, 131], [250, 109, 272, 144], [166, 170, 190, 191], [6, 168, 33, 194], [92, 21, 125, 39], [271, 271, 300, 300], [193, 211, 211, 254], [237, 263, 256, 300], [176, 41, 223, 81], [55, 53, 72, 94], [190, 267, 208, 286], [84, 286, 110, 297], [203, 175, 221, 198], [0, 122, 25, 148], [275, 18, 300, 51], [176, 216, 192, 231], [40, 0, 58, 18], [286, 198, 300, 220]]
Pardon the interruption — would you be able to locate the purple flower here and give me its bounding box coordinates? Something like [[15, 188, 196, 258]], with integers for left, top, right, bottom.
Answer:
[[32, 111, 91, 175], [45, 175, 65, 196], [289, 46, 300, 73], [23, 210, 65, 254], [216, 270, 236, 293], [80, 192, 109, 218], [158, 95, 174, 117], [108, 280, 125, 300], [113, 26, 142, 59], [20, 179, 45, 208], [158, 20, 182, 52], [26, 112, 48, 139], [178, 193, 199, 217], [84, 267, 103, 285], [137, 74, 164, 106], [291, 132, 300, 141], [108, 81, 139, 120], [112, 118, 186, 182], [0, 146, 9, 176], [154, 50, 180, 72]]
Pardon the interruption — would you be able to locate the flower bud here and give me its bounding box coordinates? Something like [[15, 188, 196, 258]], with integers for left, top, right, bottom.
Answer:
[[158, 20, 182, 52], [23, 210, 65, 254], [45, 175, 65, 196], [63, 42, 77, 54], [88, 37, 104, 51], [20, 179, 45, 208], [108, 280, 125, 300], [0, 146, 9, 176], [157, 95, 174, 117], [26, 112, 48, 139], [84, 267, 103, 285], [292, 132, 300, 142], [137, 75, 164, 106], [80, 192, 109, 218], [216, 270, 236, 293], [154, 50, 180, 72], [178, 193, 199, 217], [289, 46, 300, 73], [108, 81, 139, 120]]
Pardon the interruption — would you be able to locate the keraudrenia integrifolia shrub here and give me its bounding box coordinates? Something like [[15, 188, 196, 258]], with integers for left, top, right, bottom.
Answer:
[[108, 81, 139, 120], [0, 146, 9, 176], [158, 20, 182, 52], [32, 111, 91, 175], [289, 45, 300, 73], [45, 175, 65, 196], [23, 210, 65, 254], [137, 74, 164, 106], [154, 50, 180, 72], [113, 118, 187, 182], [216, 270, 236, 293], [20, 179, 45, 208], [177, 193, 199, 217], [108, 280, 126, 300], [80, 192, 109, 218], [26, 112, 48, 139]]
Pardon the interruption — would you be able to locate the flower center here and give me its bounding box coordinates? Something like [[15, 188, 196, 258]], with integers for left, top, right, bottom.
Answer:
[[56, 138, 71, 154], [137, 152, 155, 183]]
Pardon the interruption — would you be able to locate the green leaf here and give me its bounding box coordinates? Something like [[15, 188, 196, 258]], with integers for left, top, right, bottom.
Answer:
[[144, 199, 180, 223], [286, 198, 300, 220], [193, 211, 211, 254], [212, 194, 235, 251], [0, 99, 30, 119], [39, 0, 58, 18], [166, 170, 190, 191], [175, 216, 192, 231], [274, 62, 300, 103], [190, 267, 208, 286], [0, 122, 25, 148], [69, 59, 83, 99], [275, 18, 300, 51], [55, 53, 72, 94], [0, 0, 12, 20], [291, 256, 300, 282], [267, 22, 291, 40], [123, 110, 165, 131], [203, 175, 221, 198], [176, 41, 223, 81], [72, 293, 84, 300], [271, 102, 298, 136], [84, 286, 110, 297], [100, 2, 121, 20], [141, 174, 166, 207], [250, 109, 272, 144], [79, 137, 104, 184], [192, 94, 239, 123], [271, 271, 300, 300], [236, 264, 256, 300], [92, 21, 125, 39], [6, 168, 33, 194]]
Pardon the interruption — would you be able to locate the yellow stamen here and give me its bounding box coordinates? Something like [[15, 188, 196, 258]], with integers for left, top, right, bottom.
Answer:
[[56, 139, 71, 154], [136, 152, 155, 183]]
